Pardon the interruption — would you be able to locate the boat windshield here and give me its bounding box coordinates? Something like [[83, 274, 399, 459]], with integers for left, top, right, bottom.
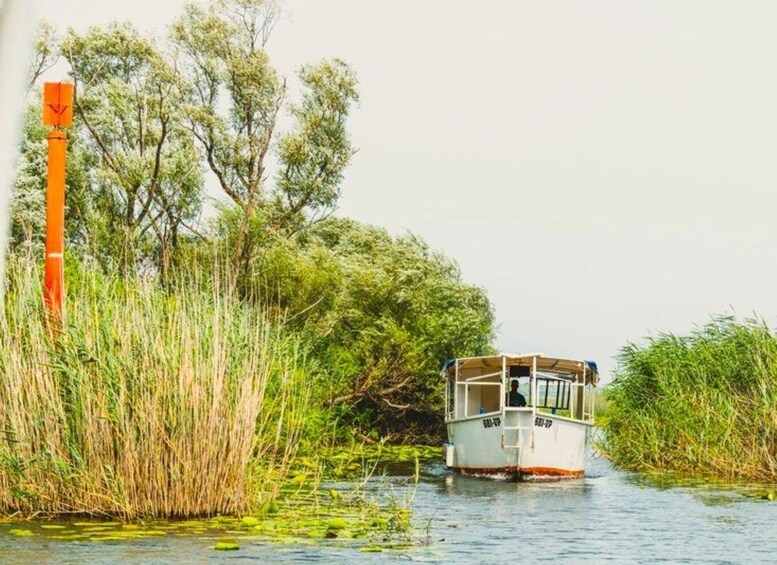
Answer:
[[443, 355, 596, 423]]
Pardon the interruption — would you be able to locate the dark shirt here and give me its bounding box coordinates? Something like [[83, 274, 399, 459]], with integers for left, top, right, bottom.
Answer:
[[508, 391, 527, 407]]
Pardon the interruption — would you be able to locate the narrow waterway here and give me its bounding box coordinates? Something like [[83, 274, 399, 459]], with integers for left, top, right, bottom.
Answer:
[[2, 453, 775, 564]]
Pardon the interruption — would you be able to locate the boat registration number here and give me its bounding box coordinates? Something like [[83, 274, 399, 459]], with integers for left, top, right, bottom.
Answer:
[[535, 417, 553, 429], [482, 417, 501, 428]]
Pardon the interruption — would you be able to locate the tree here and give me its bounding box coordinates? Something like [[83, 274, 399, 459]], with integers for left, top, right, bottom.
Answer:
[[274, 59, 360, 233], [62, 23, 203, 277], [11, 103, 48, 251], [27, 21, 59, 94], [171, 0, 358, 277]]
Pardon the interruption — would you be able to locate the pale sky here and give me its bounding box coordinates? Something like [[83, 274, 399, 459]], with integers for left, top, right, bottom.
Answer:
[[38, 0, 777, 380]]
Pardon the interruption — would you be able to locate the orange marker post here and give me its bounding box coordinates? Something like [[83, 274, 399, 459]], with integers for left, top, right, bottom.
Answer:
[[42, 82, 73, 321]]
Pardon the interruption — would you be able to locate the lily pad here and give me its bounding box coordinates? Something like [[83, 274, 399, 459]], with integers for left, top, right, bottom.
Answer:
[[241, 516, 260, 527], [327, 517, 348, 530]]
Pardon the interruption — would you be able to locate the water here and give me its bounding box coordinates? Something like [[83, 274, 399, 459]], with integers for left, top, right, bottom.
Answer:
[[2, 454, 776, 564]]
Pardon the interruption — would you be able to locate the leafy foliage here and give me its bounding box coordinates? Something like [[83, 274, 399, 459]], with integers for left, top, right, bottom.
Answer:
[[172, 0, 359, 270], [63, 23, 203, 275], [275, 60, 359, 232]]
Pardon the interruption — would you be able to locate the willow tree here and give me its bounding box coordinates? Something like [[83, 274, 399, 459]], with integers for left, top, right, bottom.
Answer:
[[27, 21, 59, 94], [172, 0, 359, 276], [63, 23, 203, 276]]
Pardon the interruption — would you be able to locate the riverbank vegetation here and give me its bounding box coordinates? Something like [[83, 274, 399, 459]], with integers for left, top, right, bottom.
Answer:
[[2, 0, 495, 519], [600, 317, 777, 481], [0, 255, 311, 517]]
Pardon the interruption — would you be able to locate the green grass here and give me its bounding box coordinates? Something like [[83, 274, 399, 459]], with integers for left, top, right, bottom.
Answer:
[[0, 254, 311, 518], [599, 316, 777, 481]]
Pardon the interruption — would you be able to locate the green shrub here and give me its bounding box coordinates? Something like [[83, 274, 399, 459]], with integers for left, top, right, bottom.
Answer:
[[247, 218, 496, 442]]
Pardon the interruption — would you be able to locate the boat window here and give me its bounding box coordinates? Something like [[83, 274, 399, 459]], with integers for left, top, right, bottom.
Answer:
[[509, 365, 531, 378], [450, 369, 503, 418], [446, 359, 597, 424], [532, 376, 571, 413]]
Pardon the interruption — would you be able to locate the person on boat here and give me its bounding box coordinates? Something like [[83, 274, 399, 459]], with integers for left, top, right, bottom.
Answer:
[[508, 379, 527, 407]]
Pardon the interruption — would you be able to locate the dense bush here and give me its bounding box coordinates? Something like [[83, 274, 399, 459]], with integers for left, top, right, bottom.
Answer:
[[249, 218, 496, 442]]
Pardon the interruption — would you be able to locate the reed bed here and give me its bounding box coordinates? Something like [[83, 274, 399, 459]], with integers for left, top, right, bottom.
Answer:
[[0, 255, 311, 518], [600, 316, 777, 481]]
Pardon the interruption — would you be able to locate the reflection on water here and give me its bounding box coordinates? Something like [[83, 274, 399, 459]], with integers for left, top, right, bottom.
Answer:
[[2, 454, 777, 564]]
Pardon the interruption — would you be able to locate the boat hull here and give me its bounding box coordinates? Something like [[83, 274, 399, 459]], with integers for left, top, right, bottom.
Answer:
[[446, 410, 591, 479]]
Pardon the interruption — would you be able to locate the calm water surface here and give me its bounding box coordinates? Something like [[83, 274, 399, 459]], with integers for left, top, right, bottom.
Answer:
[[2, 454, 776, 564]]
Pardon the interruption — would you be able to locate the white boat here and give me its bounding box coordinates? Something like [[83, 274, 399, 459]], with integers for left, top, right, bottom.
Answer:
[[442, 353, 598, 480]]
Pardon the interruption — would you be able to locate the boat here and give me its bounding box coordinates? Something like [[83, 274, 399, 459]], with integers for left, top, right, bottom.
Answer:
[[442, 353, 598, 480]]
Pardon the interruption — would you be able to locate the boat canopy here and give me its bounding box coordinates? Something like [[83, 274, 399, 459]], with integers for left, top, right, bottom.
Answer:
[[442, 353, 599, 385]]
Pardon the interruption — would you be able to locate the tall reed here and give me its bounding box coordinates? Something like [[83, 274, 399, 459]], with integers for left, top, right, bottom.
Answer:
[[0, 254, 311, 518], [600, 316, 777, 481]]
